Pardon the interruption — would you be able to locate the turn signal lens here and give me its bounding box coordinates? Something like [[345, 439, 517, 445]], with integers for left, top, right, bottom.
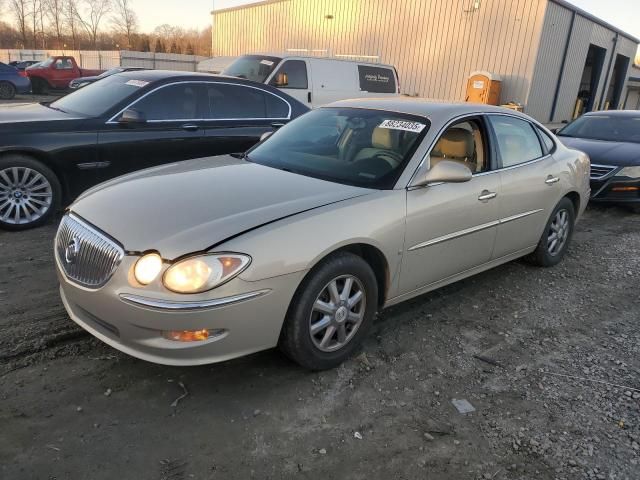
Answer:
[[162, 253, 251, 294], [163, 329, 211, 342], [134, 253, 163, 285], [611, 186, 639, 192]]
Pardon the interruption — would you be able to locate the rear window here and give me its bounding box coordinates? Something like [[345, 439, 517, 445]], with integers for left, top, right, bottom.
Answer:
[[358, 65, 397, 93], [50, 74, 148, 116]]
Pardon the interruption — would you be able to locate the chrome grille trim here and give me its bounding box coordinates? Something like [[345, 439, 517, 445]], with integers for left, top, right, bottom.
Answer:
[[590, 164, 617, 180], [55, 213, 125, 289]]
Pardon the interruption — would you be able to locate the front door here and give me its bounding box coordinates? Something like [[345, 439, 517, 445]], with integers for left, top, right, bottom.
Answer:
[[97, 82, 209, 182], [400, 118, 501, 294], [268, 59, 312, 107]]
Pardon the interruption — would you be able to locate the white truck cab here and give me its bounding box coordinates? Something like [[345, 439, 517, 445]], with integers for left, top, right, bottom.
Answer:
[[222, 54, 400, 107]]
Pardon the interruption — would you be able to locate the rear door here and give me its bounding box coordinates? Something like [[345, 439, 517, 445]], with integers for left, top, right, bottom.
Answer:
[[200, 81, 293, 155], [267, 59, 312, 107], [487, 114, 563, 258], [96, 82, 209, 182]]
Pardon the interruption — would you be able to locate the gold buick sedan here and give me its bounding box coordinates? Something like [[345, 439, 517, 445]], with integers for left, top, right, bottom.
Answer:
[[55, 99, 590, 370]]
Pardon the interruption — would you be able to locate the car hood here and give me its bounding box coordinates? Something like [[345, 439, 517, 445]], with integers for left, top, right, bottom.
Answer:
[[71, 156, 373, 259], [0, 102, 83, 124], [558, 136, 640, 167]]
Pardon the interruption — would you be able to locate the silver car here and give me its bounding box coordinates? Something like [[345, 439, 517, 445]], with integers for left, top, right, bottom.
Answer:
[[55, 99, 590, 370]]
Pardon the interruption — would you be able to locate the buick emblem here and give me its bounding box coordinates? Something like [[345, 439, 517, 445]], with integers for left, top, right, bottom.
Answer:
[[65, 237, 81, 264]]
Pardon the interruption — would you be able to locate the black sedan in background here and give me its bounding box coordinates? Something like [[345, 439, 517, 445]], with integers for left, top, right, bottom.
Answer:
[[0, 70, 309, 230], [69, 66, 147, 90], [557, 111, 640, 211]]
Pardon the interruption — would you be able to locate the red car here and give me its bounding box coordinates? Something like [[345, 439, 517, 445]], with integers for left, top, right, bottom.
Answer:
[[26, 56, 103, 93]]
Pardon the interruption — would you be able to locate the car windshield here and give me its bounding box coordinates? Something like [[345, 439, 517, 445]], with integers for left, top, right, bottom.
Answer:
[[222, 55, 281, 83], [248, 108, 429, 189], [39, 58, 54, 67], [558, 115, 640, 143], [49, 74, 149, 117]]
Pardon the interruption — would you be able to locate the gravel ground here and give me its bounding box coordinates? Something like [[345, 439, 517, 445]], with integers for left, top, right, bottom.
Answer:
[[0, 204, 638, 479]]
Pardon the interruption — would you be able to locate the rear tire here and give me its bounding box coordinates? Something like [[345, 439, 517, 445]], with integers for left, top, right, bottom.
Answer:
[[0, 81, 16, 100], [0, 154, 61, 231], [279, 252, 378, 370], [527, 197, 575, 267]]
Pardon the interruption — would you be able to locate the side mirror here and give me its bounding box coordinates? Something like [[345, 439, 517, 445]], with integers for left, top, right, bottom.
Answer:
[[274, 72, 288, 87], [260, 131, 274, 142], [118, 109, 146, 126], [411, 159, 472, 187], [550, 128, 559, 134]]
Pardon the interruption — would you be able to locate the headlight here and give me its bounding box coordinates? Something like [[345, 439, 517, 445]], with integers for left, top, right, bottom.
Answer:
[[618, 166, 640, 179], [134, 252, 163, 285], [163, 253, 251, 294]]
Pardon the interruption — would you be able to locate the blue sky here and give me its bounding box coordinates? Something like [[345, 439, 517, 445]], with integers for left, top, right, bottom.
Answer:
[[131, 0, 640, 39]]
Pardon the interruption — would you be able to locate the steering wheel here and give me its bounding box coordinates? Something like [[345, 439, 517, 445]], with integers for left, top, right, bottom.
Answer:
[[372, 150, 404, 168]]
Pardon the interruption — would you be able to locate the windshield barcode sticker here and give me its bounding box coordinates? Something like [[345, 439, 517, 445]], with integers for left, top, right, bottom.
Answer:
[[125, 80, 149, 87], [379, 119, 426, 133], [260, 60, 274, 66]]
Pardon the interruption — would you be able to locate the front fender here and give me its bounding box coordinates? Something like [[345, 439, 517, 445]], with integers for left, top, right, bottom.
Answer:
[[220, 190, 407, 298]]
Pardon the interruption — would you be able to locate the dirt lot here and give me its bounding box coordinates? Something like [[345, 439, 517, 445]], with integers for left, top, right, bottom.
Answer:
[[0, 204, 638, 480]]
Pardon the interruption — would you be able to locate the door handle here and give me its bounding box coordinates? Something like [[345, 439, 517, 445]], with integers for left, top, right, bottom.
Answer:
[[181, 124, 199, 132], [545, 176, 560, 185], [478, 190, 497, 202], [308, 91, 312, 103]]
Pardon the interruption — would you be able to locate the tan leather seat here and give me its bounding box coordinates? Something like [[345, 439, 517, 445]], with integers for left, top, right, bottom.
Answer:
[[353, 127, 400, 165], [430, 128, 476, 170]]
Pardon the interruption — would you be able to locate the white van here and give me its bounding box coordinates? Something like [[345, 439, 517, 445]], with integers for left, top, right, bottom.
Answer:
[[221, 54, 400, 108]]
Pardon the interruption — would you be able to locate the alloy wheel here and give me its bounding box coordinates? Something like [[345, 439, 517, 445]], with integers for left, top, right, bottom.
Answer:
[[309, 274, 367, 353], [0, 82, 15, 100], [0, 166, 53, 225], [547, 209, 570, 256]]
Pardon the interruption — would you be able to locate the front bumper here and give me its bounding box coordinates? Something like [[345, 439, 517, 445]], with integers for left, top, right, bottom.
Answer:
[[57, 254, 305, 366], [590, 170, 640, 205]]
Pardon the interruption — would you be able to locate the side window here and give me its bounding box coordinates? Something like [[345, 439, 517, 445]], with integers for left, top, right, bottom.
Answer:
[[205, 83, 289, 119], [132, 84, 202, 121], [430, 119, 489, 173], [536, 126, 556, 153], [489, 116, 543, 167], [358, 65, 397, 93], [55, 59, 72, 70], [269, 60, 308, 89]]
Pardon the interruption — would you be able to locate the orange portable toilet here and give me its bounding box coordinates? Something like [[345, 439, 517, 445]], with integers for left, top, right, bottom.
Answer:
[[466, 71, 502, 105]]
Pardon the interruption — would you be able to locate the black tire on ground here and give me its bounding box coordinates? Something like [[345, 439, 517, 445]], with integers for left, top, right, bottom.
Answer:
[[31, 77, 49, 95], [0, 154, 62, 231], [279, 251, 379, 370], [0, 81, 16, 100], [527, 197, 576, 267]]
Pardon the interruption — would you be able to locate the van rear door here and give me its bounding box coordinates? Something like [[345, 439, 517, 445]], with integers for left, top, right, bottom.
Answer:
[[267, 59, 312, 108]]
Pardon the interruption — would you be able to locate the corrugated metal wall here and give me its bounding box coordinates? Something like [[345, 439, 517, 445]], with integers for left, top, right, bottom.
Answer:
[[528, 1, 639, 122], [212, 0, 548, 108]]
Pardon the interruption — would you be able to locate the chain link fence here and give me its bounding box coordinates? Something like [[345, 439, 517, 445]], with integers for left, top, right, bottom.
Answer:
[[0, 50, 208, 72]]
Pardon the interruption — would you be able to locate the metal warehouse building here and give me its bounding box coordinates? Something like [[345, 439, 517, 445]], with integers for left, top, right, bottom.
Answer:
[[211, 0, 639, 124]]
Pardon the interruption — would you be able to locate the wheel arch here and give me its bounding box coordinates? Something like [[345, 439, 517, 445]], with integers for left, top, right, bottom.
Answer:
[[0, 148, 67, 197], [306, 242, 391, 309], [563, 191, 581, 215]]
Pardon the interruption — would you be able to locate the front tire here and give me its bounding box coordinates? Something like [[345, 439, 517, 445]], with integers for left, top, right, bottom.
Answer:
[[31, 77, 49, 95], [279, 252, 379, 370], [527, 197, 575, 267], [0, 155, 61, 231], [0, 81, 16, 100]]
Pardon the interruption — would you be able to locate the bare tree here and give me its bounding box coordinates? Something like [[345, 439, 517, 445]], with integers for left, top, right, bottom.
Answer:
[[64, 0, 80, 48], [110, 0, 136, 48], [75, 0, 111, 47], [10, 0, 30, 48], [46, 0, 65, 47], [29, 0, 44, 48]]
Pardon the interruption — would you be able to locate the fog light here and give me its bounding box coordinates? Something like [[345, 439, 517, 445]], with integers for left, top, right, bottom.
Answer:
[[162, 329, 226, 342], [134, 253, 163, 285]]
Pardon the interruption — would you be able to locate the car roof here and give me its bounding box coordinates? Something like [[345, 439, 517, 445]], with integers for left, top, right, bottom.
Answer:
[[326, 97, 532, 122], [584, 110, 640, 118], [114, 69, 271, 87]]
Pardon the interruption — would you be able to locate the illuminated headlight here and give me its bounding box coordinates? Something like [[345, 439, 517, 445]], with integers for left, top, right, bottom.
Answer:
[[134, 252, 163, 285], [618, 166, 640, 179], [163, 253, 251, 294]]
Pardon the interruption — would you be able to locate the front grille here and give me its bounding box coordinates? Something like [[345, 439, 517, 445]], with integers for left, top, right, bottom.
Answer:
[[590, 164, 617, 180], [55, 213, 124, 289]]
